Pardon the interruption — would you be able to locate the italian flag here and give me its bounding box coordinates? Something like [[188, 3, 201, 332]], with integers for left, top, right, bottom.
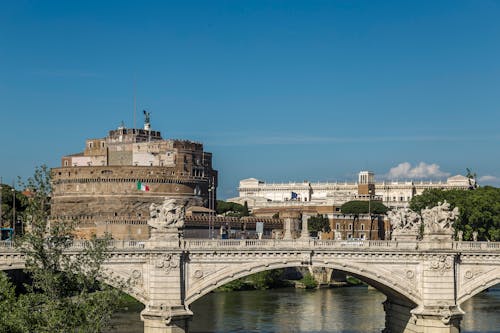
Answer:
[[137, 181, 150, 192]]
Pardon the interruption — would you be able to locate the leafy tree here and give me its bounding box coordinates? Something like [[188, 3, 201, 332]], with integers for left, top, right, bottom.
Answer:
[[0, 183, 28, 228], [1, 165, 125, 332], [340, 201, 388, 239], [216, 200, 249, 217], [410, 187, 500, 241], [308, 214, 331, 237], [299, 273, 318, 289], [340, 200, 388, 215], [247, 269, 285, 290], [241, 201, 250, 217]]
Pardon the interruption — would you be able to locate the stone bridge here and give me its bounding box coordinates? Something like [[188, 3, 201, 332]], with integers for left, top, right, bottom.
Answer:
[[1, 238, 499, 333], [1, 199, 499, 333]]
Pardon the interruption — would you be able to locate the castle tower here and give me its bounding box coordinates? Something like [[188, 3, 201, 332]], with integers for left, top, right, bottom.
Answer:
[[51, 122, 218, 240], [358, 170, 375, 197]]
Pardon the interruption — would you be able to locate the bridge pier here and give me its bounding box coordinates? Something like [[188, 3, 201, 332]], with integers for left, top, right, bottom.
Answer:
[[141, 306, 192, 333], [384, 299, 463, 333]]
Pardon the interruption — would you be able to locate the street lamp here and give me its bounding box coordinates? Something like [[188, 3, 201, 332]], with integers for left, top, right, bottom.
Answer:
[[208, 177, 215, 239], [0, 177, 3, 227], [368, 189, 372, 240], [12, 186, 16, 231]]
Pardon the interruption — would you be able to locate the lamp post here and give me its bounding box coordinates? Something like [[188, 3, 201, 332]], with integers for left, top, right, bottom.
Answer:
[[0, 177, 3, 227], [208, 177, 215, 239], [12, 186, 16, 231], [368, 188, 374, 240]]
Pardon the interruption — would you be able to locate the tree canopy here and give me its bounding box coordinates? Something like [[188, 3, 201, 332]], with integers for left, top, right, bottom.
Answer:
[[216, 200, 250, 217], [410, 187, 500, 241], [340, 200, 388, 215], [0, 183, 28, 228], [0, 165, 124, 333], [308, 214, 331, 237]]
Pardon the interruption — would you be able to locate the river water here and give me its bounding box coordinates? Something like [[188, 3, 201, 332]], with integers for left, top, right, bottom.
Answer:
[[107, 284, 500, 333]]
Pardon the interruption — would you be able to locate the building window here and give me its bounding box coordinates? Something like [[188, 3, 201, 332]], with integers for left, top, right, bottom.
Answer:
[[64, 160, 69, 166], [361, 224, 365, 230], [336, 223, 340, 230], [348, 224, 352, 230]]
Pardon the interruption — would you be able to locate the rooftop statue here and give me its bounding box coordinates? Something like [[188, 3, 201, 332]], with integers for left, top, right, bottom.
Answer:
[[421, 201, 459, 235], [143, 110, 151, 124]]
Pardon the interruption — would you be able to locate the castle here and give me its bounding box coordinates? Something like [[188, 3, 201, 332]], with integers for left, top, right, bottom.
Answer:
[[50, 114, 218, 239]]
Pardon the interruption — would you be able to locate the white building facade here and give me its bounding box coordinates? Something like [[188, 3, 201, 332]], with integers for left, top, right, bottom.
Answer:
[[230, 172, 473, 209]]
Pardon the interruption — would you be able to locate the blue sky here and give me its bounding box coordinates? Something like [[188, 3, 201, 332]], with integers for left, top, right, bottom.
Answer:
[[1, 0, 499, 198]]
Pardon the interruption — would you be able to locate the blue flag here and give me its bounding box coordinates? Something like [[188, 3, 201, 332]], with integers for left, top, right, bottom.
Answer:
[[291, 192, 298, 200]]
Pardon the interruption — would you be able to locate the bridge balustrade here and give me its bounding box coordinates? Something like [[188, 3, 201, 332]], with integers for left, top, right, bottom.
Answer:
[[2, 239, 500, 252]]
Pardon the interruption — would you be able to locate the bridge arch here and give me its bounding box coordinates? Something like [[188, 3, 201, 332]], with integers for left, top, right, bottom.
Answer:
[[185, 259, 420, 307], [457, 268, 500, 305]]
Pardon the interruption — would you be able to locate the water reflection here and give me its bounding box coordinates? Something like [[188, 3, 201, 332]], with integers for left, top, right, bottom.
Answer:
[[106, 285, 500, 333], [190, 287, 386, 333], [461, 285, 500, 333]]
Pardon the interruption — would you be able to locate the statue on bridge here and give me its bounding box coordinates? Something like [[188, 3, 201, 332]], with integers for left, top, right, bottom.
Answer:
[[421, 201, 458, 235], [388, 208, 421, 241], [147, 198, 189, 246]]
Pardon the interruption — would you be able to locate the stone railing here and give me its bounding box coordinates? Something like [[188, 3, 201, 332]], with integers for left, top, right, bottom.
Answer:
[[454, 241, 500, 250], [1, 239, 499, 252]]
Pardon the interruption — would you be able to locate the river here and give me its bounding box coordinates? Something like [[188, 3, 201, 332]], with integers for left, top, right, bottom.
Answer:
[[107, 284, 500, 332]]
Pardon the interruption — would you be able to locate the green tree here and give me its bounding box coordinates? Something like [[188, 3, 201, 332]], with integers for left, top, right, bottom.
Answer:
[[0, 183, 28, 228], [410, 187, 500, 241], [340, 201, 388, 239], [308, 214, 331, 237], [241, 201, 250, 217], [216, 200, 249, 217], [299, 273, 318, 289], [2, 165, 125, 332]]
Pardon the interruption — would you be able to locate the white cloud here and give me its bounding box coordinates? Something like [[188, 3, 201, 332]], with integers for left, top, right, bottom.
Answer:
[[478, 175, 500, 186], [386, 162, 450, 179]]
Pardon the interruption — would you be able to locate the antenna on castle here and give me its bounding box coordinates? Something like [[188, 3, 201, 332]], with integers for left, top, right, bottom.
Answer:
[[133, 77, 137, 129]]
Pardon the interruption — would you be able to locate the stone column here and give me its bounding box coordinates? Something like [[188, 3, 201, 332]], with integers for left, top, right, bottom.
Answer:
[[141, 250, 193, 333], [281, 211, 301, 240], [300, 213, 311, 240], [384, 252, 464, 333]]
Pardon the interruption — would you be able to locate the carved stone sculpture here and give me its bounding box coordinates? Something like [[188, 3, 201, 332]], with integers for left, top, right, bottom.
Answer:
[[388, 208, 421, 241], [421, 201, 458, 235], [148, 198, 189, 245], [421, 201, 459, 246]]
